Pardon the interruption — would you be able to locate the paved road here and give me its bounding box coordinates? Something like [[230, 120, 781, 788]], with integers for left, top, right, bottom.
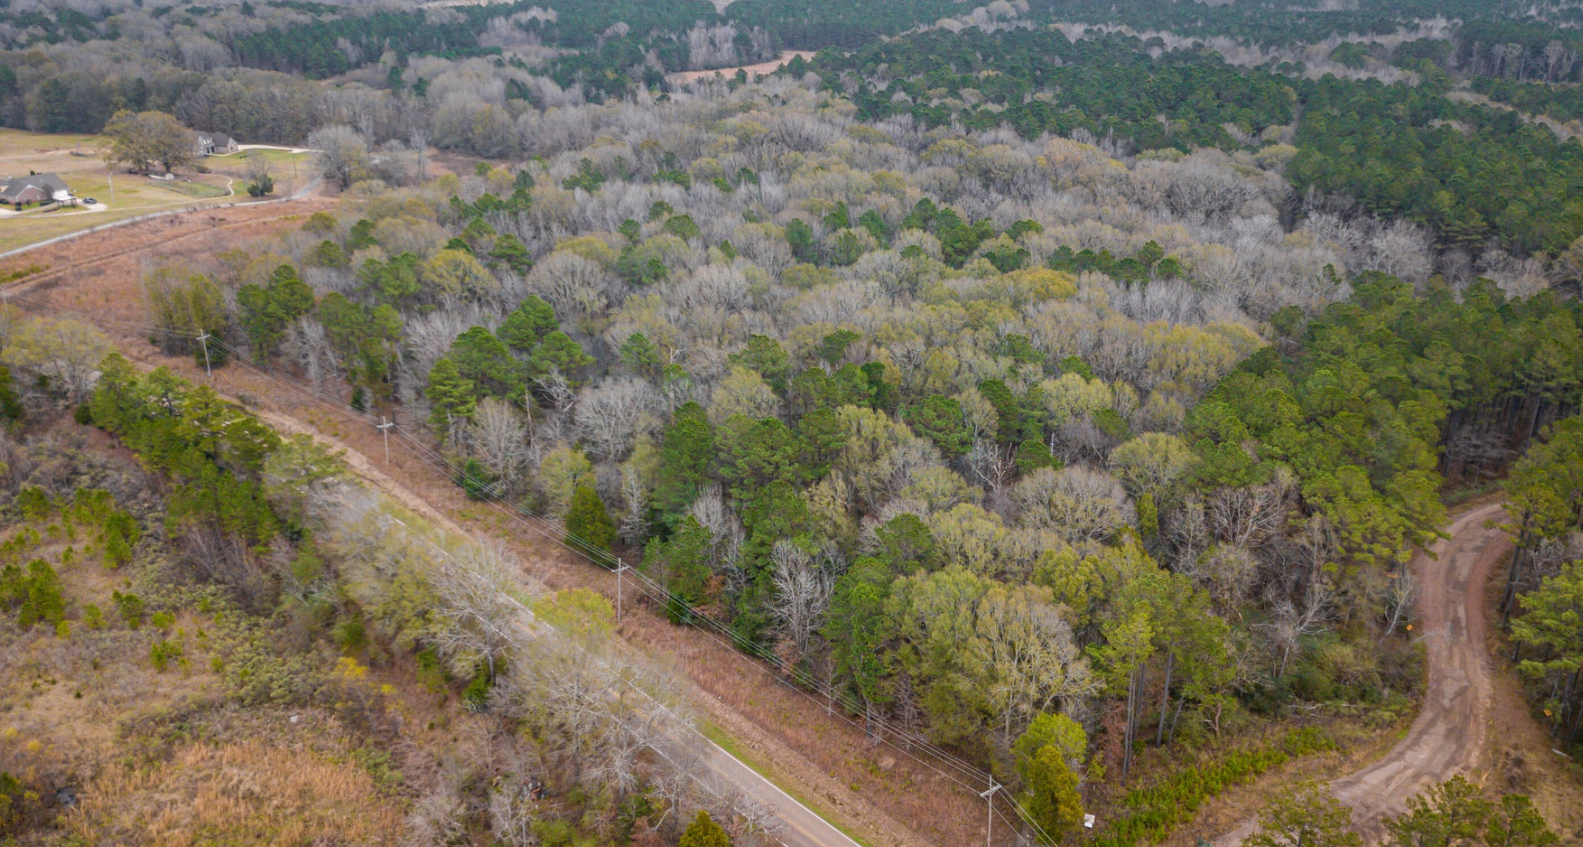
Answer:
[[2, 219, 872, 847], [1217, 503, 1511, 845], [698, 737, 863, 847], [253, 409, 864, 847]]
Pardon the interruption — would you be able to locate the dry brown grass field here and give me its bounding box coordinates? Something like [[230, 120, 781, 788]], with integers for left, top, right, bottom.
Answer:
[[0, 450, 409, 846]]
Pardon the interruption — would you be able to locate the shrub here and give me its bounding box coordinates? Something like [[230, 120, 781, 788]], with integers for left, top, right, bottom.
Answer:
[[113, 590, 145, 629], [415, 647, 447, 693], [334, 615, 368, 652], [15, 486, 50, 522], [458, 457, 496, 500], [10, 560, 65, 629], [150, 639, 183, 671], [1091, 728, 1335, 847], [679, 810, 731, 847], [462, 664, 493, 712]]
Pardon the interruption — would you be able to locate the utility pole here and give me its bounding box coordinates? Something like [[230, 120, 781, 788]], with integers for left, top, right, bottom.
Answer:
[[196, 332, 212, 376], [981, 781, 1001, 847], [377, 417, 394, 465], [614, 559, 630, 624]]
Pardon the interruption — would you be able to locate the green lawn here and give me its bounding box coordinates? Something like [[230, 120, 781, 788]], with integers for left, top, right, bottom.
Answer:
[[0, 129, 103, 156], [161, 179, 231, 199]]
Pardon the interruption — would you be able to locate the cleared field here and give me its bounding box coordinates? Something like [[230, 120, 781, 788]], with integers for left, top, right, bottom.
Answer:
[[0, 128, 313, 253]]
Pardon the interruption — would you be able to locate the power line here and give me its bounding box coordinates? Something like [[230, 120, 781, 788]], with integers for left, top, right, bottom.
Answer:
[[0, 294, 805, 837], [13, 295, 996, 779], [6, 294, 1001, 778], [4, 291, 1059, 845], [373, 509, 808, 843]]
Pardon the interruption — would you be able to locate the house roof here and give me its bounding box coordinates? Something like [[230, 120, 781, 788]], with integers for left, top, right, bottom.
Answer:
[[0, 173, 70, 202], [195, 131, 235, 148]]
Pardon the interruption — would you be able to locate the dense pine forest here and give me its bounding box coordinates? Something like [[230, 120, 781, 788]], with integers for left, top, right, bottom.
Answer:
[[3, 0, 1583, 845]]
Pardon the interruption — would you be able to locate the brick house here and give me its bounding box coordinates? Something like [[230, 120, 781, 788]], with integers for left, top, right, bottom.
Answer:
[[0, 173, 72, 207]]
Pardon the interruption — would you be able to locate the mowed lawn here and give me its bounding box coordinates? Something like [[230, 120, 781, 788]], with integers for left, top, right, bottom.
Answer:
[[0, 128, 312, 254]]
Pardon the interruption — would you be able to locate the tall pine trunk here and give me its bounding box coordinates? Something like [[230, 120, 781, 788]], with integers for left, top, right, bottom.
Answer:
[[1156, 653, 1174, 747], [1502, 521, 1532, 626], [1122, 666, 1140, 780]]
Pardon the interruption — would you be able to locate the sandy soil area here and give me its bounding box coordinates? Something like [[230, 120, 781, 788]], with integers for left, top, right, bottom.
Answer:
[[670, 51, 818, 84]]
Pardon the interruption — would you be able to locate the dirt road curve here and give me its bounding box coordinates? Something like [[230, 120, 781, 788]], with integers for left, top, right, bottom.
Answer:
[[1218, 503, 1512, 846]]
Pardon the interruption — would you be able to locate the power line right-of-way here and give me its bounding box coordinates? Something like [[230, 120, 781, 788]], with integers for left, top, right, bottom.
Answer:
[[2, 290, 1058, 846]]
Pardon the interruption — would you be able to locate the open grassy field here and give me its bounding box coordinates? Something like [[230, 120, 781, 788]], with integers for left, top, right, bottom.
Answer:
[[0, 128, 313, 254]]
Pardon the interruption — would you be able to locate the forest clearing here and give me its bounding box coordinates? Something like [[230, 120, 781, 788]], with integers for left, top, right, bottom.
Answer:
[[0, 129, 314, 254]]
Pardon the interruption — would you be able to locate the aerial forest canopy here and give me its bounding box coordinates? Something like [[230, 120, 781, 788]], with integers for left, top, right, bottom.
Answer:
[[103, 54, 1582, 835], [4, 0, 1583, 844], [8, 0, 1583, 256], [810, 28, 1583, 257]]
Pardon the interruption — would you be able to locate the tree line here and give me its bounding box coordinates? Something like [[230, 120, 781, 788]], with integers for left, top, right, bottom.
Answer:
[[806, 28, 1583, 257]]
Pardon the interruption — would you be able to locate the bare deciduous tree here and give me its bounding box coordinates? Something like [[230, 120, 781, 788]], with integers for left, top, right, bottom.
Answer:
[[770, 540, 832, 659], [575, 376, 661, 460], [1381, 567, 1415, 640], [528, 250, 609, 323], [966, 438, 1013, 495], [467, 397, 532, 486], [403, 787, 468, 847], [1014, 464, 1135, 542], [431, 538, 533, 683], [306, 124, 371, 189], [1207, 475, 1293, 549], [618, 463, 650, 546], [689, 485, 745, 585], [1186, 543, 1260, 620]]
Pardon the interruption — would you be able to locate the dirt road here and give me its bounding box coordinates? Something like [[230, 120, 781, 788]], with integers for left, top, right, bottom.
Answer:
[[1218, 503, 1512, 845]]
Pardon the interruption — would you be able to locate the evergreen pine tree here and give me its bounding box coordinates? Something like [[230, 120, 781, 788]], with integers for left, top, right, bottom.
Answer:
[[425, 358, 476, 436], [678, 810, 731, 847], [565, 485, 616, 553]]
